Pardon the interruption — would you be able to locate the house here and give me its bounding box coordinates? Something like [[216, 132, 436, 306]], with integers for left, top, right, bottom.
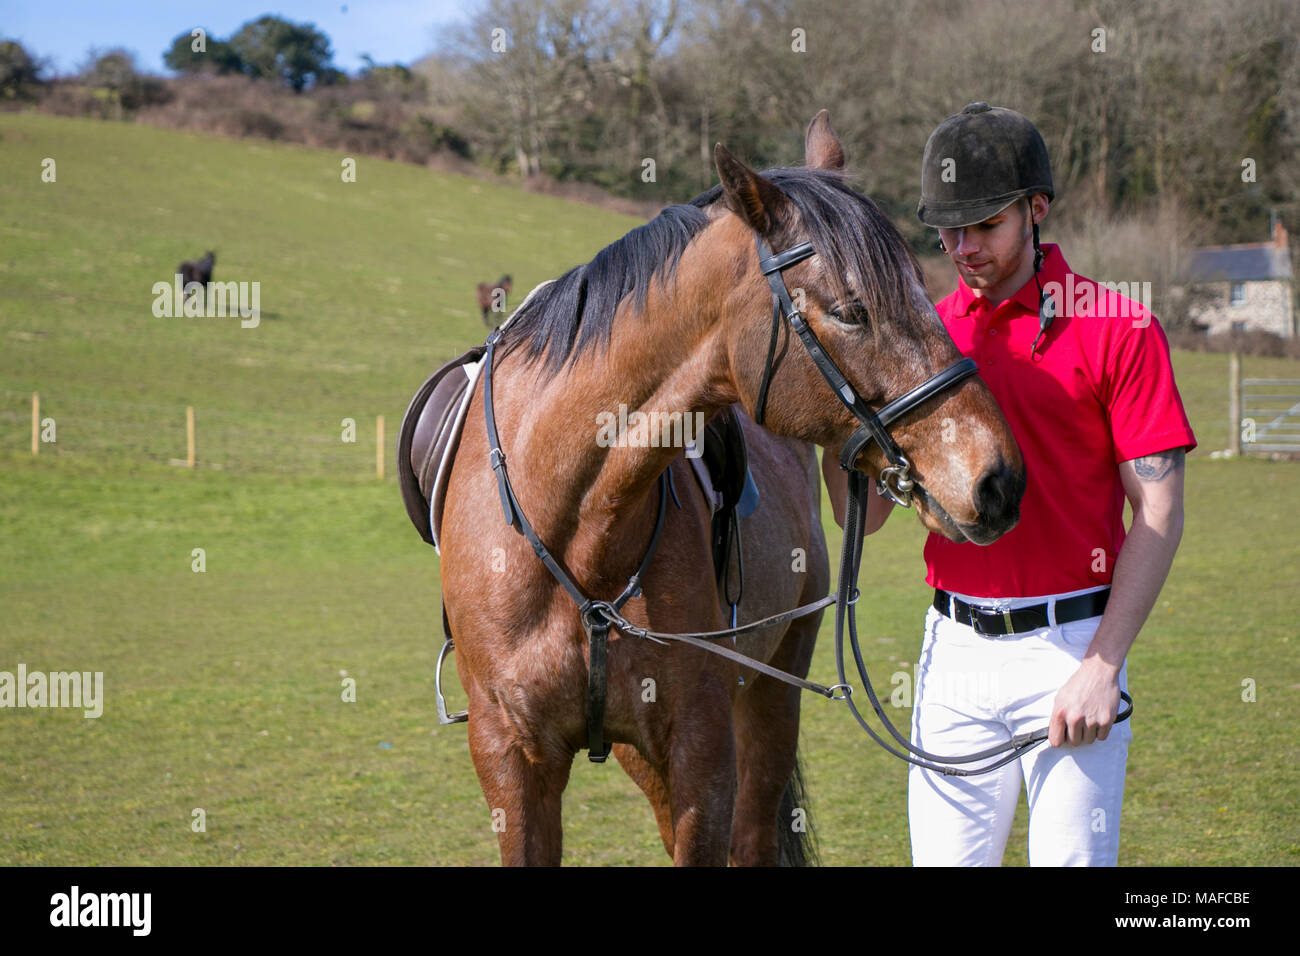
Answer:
[[1185, 218, 1294, 338]]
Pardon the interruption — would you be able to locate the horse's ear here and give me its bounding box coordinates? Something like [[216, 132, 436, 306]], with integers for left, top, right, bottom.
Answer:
[[714, 143, 786, 235], [804, 110, 845, 171]]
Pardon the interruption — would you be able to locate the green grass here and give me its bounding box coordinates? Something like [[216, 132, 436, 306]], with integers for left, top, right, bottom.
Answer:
[[2, 114, 1298, 866], [0, 112, 643, 475]]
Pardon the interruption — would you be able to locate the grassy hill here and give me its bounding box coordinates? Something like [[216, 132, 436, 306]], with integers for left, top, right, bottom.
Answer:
[[1, 114, 1297, 866], [0, 112, 644, 473]]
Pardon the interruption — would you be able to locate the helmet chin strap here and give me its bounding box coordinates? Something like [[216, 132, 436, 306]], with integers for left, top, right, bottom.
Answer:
[[1028, 200, 1055, 356]]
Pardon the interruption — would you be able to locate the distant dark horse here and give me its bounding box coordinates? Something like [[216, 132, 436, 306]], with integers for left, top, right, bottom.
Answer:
[[477, 274, 512, 327], [179, 251, 215, 300]]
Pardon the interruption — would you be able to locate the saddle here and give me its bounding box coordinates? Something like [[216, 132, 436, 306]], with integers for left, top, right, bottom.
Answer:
[[398, 345, 487, 553], [398, 349, 758, 587]]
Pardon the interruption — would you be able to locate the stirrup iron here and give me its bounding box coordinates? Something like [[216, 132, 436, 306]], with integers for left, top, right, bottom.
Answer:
[[435, 638, 468, 724]]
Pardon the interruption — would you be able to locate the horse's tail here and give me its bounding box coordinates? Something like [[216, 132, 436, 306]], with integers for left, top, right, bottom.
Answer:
[[777, 748, 820, 866]]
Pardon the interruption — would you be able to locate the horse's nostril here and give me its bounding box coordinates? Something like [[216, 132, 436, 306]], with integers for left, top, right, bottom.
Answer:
[[974, 461, 1021, 519]]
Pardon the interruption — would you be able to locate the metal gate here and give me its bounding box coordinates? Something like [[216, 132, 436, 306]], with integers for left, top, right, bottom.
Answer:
[[1240, 377, 1300, 453]]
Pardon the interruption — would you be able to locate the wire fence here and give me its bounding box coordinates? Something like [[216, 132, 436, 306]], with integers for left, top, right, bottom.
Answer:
[[2, 389, 389, 478]]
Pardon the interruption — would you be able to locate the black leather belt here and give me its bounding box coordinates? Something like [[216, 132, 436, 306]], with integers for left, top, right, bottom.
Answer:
[[933, 587, 1110, 637]]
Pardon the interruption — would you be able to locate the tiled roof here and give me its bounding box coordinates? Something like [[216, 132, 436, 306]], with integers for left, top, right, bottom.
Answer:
[[1188, 245, 1292, 282]]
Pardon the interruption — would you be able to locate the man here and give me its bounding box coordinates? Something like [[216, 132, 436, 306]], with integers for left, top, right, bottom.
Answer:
[[824, 102, 1196, 866]]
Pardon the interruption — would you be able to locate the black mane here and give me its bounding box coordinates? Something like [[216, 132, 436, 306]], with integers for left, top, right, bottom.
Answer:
[[498, 166, 919, 371]]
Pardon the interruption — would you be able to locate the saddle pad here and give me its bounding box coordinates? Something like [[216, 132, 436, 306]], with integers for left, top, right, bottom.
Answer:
[[398, 345, 486, 552], [687, 451, 759, 518]]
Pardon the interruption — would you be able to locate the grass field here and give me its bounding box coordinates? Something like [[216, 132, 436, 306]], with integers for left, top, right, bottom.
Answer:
[[2, 114, 1298, 865]]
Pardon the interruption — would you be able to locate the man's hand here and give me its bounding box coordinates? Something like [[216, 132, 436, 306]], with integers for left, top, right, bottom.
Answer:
[[1048, 658, 1122, 746]]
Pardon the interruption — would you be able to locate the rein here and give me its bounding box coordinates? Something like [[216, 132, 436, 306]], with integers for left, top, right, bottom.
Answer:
[[478, 231, 1130, 773]]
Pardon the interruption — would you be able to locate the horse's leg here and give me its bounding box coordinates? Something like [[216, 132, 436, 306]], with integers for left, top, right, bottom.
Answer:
[[464, 678, 573, 866], [612, 743, 675, 859], [612, 663, 734, 865], [662, 675, 737, 866], [730, 612, 821, 866]]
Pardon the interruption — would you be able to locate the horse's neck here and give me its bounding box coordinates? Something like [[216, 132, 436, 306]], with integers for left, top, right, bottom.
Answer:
[[497, 220, 744, 567]]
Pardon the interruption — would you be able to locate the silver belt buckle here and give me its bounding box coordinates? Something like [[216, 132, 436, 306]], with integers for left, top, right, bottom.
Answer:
[[970, 605, 1013, 637]]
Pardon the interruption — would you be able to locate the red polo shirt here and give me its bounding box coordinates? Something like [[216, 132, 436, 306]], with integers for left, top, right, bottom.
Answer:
[[924, 244, 1197, 597]]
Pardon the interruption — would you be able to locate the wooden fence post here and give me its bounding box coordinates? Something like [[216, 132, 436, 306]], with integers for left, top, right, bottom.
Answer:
[[187, 406, 196, 468], [376, 415, 385, 480], [1228, 352, 1241, 456]]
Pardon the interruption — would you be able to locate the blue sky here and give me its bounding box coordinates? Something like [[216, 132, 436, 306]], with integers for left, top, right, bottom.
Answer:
[[3, 1, 475, 75]]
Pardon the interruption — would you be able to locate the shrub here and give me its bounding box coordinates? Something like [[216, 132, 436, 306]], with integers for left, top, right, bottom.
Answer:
[[0, 39, 43, 101]]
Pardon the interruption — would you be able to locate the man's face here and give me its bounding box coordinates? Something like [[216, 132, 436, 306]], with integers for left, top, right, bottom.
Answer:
[[937, 199, 1035, 292]]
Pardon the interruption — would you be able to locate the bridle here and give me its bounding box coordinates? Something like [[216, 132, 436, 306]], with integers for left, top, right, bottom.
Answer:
[[478, 226, 1130, 774], [751, 234, 977, 506]]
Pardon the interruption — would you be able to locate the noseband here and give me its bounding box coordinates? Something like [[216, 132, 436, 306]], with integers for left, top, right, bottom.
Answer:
[[475, 228, 1130, 774]]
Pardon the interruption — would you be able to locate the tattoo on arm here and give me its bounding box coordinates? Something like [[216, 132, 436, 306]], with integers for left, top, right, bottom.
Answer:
[[1133, 449, 1185, 482]]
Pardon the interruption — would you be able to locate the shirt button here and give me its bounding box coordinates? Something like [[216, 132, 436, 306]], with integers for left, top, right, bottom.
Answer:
[[988, 328, 997, 335]]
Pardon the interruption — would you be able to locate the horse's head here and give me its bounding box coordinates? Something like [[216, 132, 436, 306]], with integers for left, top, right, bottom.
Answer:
[[711, 111, 1023, 544]]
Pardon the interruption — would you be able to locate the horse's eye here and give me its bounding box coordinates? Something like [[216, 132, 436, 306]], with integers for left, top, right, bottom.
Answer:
[[829, 302, 868, 328]]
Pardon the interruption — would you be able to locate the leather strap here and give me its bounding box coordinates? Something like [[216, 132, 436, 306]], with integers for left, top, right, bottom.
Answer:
[[483, 328, 669, 761], [586, 617, 612, 762], [759, 240, 817, 275], [753, 240, 815, 426], [934, 588, 1111, 636], [753, 297, 783, 426], [592, 594, 840, 697]]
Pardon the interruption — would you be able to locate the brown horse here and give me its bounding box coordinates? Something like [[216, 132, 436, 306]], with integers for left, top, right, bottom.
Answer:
[[477, 274, 512, 327], [437, 111, 1024, 866]]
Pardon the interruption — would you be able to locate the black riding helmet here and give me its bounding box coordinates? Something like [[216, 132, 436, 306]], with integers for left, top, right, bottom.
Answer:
[[920, 103, 1059, 354], [917, 102, 1054, 229]]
